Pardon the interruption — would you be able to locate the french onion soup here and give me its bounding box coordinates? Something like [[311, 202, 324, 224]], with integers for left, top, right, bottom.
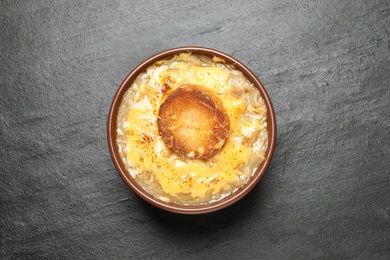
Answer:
[[116, 53, 268, 205]]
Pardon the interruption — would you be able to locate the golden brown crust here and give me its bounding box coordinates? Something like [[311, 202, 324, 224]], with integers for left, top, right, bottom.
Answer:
[[157, 85, 230, 160]]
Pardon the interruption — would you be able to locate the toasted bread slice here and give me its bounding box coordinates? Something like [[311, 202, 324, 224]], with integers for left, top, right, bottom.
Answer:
[[157, 85, 230, 160]]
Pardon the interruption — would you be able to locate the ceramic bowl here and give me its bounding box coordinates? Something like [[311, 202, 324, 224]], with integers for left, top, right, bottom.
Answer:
[[107, 46, 276, 214]]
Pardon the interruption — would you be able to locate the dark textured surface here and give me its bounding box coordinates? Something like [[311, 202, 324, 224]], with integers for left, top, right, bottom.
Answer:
[[1, 0, 389, 259]]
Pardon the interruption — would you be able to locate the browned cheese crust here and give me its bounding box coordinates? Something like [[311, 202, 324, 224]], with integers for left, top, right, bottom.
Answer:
[[157, 85, 230, 160]]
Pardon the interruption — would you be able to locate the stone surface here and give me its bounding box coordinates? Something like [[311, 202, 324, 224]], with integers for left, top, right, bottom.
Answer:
[[1, 0, 389, 259]]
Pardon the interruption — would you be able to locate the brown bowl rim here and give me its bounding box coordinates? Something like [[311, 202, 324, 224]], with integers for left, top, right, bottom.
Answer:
[[107, 46, 276, 214]]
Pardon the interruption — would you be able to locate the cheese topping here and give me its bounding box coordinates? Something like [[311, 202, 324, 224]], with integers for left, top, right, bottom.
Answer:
[[116, 53, 268, 205]]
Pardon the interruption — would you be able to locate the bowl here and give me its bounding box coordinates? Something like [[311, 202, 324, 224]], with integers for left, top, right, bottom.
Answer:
[[107, 46, 276, 214]]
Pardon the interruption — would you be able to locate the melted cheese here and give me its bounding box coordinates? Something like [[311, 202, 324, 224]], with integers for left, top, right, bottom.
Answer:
[[117, 53, 268, 205]]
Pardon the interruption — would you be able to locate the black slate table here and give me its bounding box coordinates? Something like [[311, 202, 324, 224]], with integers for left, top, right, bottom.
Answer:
[[1, 0, 389, 259]]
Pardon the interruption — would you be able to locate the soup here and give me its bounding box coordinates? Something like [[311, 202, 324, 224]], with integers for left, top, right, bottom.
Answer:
[[116, 53, 268, 205]]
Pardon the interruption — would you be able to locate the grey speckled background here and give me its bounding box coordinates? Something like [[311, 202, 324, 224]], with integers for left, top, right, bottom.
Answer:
[[1, 0, 389, 259]]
